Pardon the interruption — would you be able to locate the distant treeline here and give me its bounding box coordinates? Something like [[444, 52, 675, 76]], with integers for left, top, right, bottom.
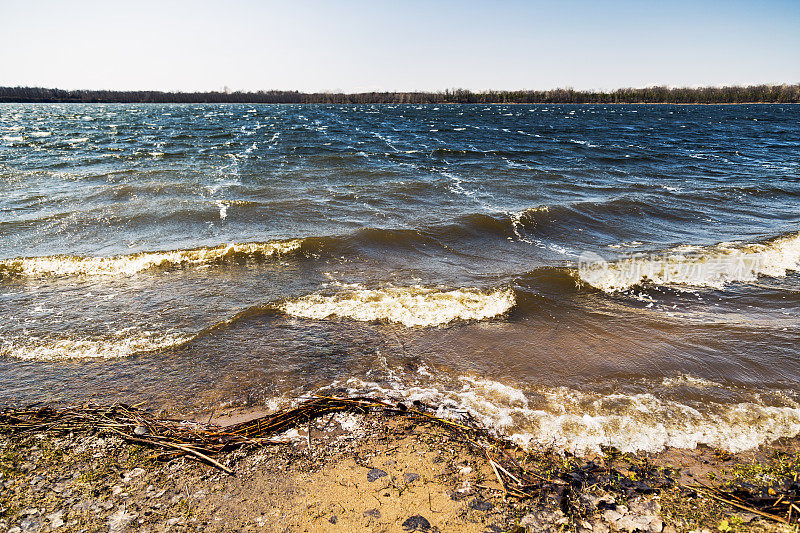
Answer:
[[1, 84, 799, 104]]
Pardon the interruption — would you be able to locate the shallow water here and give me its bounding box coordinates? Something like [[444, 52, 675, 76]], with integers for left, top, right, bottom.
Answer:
[[1, 103, 799, 454]]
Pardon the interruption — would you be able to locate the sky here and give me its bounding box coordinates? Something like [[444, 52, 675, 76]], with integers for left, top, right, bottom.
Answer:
[[1, 0, 799, 93]]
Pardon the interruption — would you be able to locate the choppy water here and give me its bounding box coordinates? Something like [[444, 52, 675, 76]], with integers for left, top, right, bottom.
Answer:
[[2, 103, 799, 454]]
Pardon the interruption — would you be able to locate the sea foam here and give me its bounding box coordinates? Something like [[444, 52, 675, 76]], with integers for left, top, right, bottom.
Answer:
[[337, 375, 800, 455], [0, 331, 192, 360], [280, 285, 516, 327], [579, 231, 800, 292], [0, 240, 303, 279]]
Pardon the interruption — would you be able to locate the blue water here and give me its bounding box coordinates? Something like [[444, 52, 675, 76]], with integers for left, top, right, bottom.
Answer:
[[1, 103, 799, 453]]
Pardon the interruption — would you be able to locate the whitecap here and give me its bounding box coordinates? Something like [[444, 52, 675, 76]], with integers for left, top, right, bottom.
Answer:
[[0, 240, 303, 279], [579, 232, 800, 292], [280, 285, 516, 327]]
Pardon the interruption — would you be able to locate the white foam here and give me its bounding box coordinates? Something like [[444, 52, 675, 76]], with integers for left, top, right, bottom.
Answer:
[[215, 200, 228, 220], [338, 375, 800, 455], [1, 331, 192, 360], [579, 232, 800, 292], [280, 285, 516, 327], [0, 240, 303, 279], [661, 374, 722, 388]]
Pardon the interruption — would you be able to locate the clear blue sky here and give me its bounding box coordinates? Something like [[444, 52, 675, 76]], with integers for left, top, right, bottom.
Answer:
[[2, 0, 798, 92]]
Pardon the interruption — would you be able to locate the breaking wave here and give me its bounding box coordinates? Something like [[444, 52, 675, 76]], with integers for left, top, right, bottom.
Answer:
[[579, 231, 800, 292], [0, 331, 193, 360], [279, 285, 516, 327], [0, 240, 303, 279], [336, 375, 800, 455]]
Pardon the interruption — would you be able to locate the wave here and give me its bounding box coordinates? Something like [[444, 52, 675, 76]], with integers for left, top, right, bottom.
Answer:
[[578, 231, 800, 292], [0, 331, 193, 360], [0, 240, 303, 280], [279, 285, 516, 327], [430, 148, 547, 158], [335, 375, 800, 455], [0, 284, 516, 361], [0, 196, 722, 282]]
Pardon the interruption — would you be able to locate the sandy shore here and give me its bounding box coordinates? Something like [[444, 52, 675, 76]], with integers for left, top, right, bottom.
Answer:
[[1, 407, 797, 532]]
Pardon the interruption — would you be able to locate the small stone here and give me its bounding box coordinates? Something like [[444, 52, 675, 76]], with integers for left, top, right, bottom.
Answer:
[[328, 515, 337, 524], [402, 515, 431, 531], [602, 509, 625, 525], [47, 510, 65, 528], [8, 527, 21, 533], [468, 498, 493, 511], [459, 466, 473, 475], [363, 508, 381, 519], [123, 468, 145, 483], [73, 499, 94, 512], [403, 472, 421, 483], [133, 426, 148, 436], [521, 509, 567, 531], [367, 468, 388, 482], [166, 517, 183, 527], [19, 517, 41, 532], [591, 522, 611, 533]]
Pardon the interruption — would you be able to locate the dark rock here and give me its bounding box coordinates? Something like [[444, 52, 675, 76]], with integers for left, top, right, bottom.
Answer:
[[468, 498, 493, 511], [329, 515, 337, 524], [363, 508, 381, 519], [402, 515, 431, 531], [367, 468, 388, 482], [403, 472, 420, 483]]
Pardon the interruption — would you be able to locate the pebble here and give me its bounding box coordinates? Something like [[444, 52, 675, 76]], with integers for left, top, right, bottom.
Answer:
[[367, 468, 388, 482], [123, 468, 145, 483], [46, 510, 65, 528], [363, 508, 381, 519], [521, 509, 568, 531], [468, 498, 493, 511], [403, 472, 420, 483], [19, 517, 41, 532], [402, 515, 431, 531]]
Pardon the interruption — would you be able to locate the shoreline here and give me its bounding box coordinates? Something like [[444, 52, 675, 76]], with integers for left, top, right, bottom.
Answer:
[[2, 400, 798, 532]]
